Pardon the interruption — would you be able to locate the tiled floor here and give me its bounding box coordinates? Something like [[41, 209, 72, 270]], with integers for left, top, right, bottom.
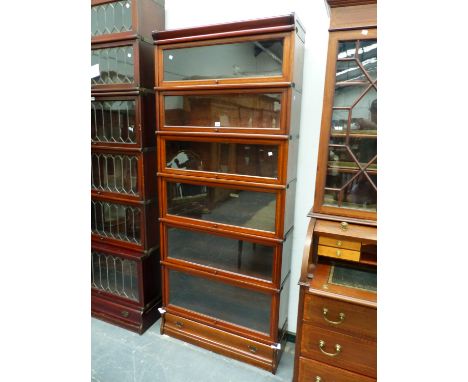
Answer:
[[92, 318, 295, 382]]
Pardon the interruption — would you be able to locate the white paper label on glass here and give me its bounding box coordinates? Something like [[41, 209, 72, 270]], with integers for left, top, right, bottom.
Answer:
[[90, 64, 100, 79], [268, 151, 273, 157], [214, 121, 221, 127]]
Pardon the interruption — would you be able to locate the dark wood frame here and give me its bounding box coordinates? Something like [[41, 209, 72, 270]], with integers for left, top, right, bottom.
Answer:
[[90, 0, 163, 335], [91, 39, 155, 92], [91, 92, 156, 149], [91, 241, 161, 334], [91, 0, 165, 44], [91, 195, 159, 251], [91, 147, 156, 201]]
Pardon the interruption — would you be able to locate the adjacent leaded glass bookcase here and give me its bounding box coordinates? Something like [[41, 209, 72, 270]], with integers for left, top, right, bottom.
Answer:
[[153, 14, 305, 373], [91, 0, 164, 334], [293, 2, 377, 381]]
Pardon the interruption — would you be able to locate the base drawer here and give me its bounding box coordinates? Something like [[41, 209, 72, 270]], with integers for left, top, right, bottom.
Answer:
[[304, 294, 376, 339], [163, 312, 276, 372], [298, 357, 375, 382], [301, 324, 376, 378], [91, 294, 160, 334]]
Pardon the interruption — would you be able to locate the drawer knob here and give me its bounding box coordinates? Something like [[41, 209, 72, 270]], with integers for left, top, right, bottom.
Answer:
[[319, 340, 341, 357], [121, 310, 129, 318], [336, 250, 341, 257], [340, 222, 349, 231], [336, 240, 342, 246], [248, 345, 257, 354], [322, 308, 345, 325], [175, 321, 184, 328]]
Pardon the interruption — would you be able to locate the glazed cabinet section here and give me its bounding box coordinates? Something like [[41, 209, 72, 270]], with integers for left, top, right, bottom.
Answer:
[[90, 1, 164, 333], [91, 0, 164, 44], [91, 93, 156, 149], [154, 14, 305, 373], [91, 243, 161, 333], [91, 39, 155, 92]]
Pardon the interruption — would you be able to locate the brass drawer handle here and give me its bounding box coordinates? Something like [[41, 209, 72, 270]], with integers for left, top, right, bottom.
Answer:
[[175, 321, 184, 328], [315, 377, 322, 382], [248, 345, 257, 354], [336, 240, 342, 247], [336, 250, 341, 257], [319, 340, 341, 357], [121, 310, 129, 318], [322, 308, 345, 325]]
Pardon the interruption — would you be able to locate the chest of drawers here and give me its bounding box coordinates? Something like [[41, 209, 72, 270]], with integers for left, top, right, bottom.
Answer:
[[293, 218, 377, 381]]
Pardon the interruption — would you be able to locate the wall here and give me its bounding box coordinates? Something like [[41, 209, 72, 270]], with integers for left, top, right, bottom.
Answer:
[[164, 0, 330, 334]]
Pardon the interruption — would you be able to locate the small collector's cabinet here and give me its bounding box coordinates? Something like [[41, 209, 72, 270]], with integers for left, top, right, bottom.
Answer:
[[153, 14, 305, 372], [91, 0, 165, 334], [293, 1, 377, 381]]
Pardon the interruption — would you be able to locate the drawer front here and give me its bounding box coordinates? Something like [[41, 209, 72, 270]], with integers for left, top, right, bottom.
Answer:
[[301, 324, 376, 378], [92, 294, 141, 322], [298, 357, 375, 382], [318, 236, 361, 251], [164, 313, 274, 362], [317, 245, 360, 262], [303, 294, 376, 339]]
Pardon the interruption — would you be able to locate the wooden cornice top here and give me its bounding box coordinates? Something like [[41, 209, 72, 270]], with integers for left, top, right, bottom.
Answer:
[[326, 0, 377, 8], [152, 13, 299, 45]]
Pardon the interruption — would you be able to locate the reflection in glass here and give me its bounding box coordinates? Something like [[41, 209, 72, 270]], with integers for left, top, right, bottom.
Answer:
[[358, 39, 377, 80], [91, 45, 134, 85], [169, 269, 271, 333], [341, 174, 376, 210], [164, 93, 281, 129], [167, 227, 274, 280], [166, 181, 276, 232], [91, 0, 133, 37], [163, 39, 284, 81], [348, 137, 377, 164], [331, 110, 349, 134], [91, 200, 141, 243], [337, 41, 356, 59], [91, 100, 136, 144], [165, 140, 279, 178], [333, 84, 368, 108], [350, 88, 377, 133], [91, 251, 139, 301], [335, 61, 368, 83], [92, 153, 138, 195]]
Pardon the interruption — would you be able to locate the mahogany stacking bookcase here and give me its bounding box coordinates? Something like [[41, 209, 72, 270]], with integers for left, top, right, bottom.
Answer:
[[293, 1, 377, 381], [152, 14, 305, 372], [90, 0, 165, 334]]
